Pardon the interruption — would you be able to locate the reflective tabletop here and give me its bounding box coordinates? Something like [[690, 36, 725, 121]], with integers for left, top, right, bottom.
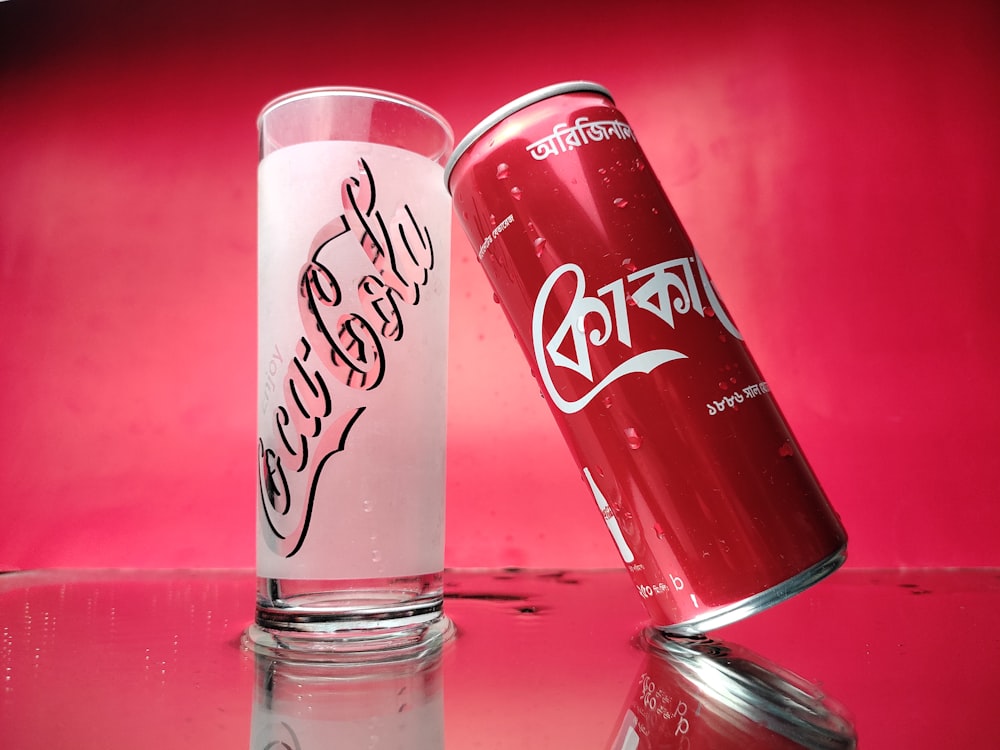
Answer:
[[2, 568, 998, 748]]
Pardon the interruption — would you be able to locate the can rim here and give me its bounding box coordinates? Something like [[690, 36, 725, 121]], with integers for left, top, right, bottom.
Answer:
[[444, 80, 613, 193]]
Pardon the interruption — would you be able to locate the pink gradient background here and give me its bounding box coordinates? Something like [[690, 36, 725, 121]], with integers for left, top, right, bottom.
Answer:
[[1, 0, 997, 571]]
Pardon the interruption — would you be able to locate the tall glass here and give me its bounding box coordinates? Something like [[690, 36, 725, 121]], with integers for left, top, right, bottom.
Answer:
[[251, 88, 453, 655]]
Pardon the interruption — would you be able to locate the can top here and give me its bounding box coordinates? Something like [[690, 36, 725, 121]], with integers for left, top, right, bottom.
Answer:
[[444, 81, 613, 193]]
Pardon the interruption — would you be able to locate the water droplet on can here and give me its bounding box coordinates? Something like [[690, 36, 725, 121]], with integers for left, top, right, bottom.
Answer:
[[621, 257, 637, 272], [510, 186, 523, 200], [492, 292, 501, 304], [778, 441, 795, 457], [613, 198, 629, 209], [624, 427, 643, 449], [602, 394, 614, 409], [496, 162, 510, 180], [533, 237, 547, 257], [653, 522, 666, 539]]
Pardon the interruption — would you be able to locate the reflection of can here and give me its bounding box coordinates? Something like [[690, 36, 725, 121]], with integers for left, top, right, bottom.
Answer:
[[609, 633, 856, 749], [446, 82, 848, 633]]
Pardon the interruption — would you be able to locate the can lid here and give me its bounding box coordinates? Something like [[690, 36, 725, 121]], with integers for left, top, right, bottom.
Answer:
[[444, 80, 613, 193]]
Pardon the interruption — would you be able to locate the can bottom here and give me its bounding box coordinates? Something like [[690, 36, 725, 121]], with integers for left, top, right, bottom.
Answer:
[[656, 545, 847, 636]]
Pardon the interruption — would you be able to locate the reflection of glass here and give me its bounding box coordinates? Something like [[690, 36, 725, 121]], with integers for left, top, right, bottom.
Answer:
[[609, 632, 856, 749], [253, 88, 454, 653], [250, 647, 444, 750]]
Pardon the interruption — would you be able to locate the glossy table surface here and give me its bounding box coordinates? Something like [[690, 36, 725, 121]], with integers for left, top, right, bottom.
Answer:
[[2, 568, 998, 748]]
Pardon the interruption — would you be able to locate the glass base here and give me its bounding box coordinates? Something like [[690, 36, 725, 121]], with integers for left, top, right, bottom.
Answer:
[[247, 573, 453, 661]]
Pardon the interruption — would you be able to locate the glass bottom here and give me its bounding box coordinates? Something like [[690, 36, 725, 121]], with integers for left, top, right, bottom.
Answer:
[[247, 572, 452, 660], [657, 544, 848, 636]]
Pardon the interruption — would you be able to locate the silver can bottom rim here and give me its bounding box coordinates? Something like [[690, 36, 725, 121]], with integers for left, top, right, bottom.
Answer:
[[653, 545, 848, 636]]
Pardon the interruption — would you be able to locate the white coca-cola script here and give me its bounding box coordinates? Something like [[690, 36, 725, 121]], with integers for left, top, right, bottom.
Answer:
[[258, 158, 438, 558], [532, 254, 741, 414]]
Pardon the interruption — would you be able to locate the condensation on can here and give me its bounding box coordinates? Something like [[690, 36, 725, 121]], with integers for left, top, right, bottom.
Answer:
[[447, 82, 847, 634]]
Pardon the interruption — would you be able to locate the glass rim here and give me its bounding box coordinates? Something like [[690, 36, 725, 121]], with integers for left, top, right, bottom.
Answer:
[[258, 86, 454, 157]]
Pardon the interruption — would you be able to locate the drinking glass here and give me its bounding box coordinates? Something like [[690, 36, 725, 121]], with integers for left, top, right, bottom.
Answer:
[[251, 88, 453, 655]]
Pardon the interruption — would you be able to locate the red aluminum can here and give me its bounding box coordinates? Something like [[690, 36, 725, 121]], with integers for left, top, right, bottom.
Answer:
[[445, 82, 847, 634]]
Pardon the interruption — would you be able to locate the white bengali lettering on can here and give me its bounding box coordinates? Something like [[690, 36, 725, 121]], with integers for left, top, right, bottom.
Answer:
[[526, 117, 636, 161], [706, 381, 769, 416], [532, 255, 742, 414], [478, 213, 515, 260]]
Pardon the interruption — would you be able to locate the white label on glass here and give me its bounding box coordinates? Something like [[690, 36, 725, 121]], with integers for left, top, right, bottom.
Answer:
[[257, 141, 450, 581]]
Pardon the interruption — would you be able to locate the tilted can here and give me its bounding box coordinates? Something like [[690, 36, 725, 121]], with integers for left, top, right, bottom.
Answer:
[[445, 82, 847, 634]]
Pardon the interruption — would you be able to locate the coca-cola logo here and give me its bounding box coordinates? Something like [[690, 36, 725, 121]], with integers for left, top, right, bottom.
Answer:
[[532, 254, 741, 414], [258, 158, 438, 557]]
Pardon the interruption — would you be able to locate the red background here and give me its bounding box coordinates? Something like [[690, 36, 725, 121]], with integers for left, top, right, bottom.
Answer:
[[1, 0, 997, 571]]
